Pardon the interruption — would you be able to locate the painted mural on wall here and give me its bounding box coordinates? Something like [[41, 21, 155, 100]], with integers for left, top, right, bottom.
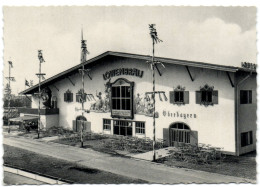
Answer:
[[134, 93, 154, 116], [90, 79, 111, 112]]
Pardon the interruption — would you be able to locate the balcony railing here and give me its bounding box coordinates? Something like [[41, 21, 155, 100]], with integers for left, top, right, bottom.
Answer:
[[18, 108, 59, 115]]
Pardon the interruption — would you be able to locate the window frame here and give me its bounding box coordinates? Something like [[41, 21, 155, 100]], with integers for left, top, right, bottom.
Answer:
[[103, 119, 111, 130], [110, 78, 134, 119], [241, 131, 253, 147], [196, 84, 218, 106], [64, 89, 73, 103], [240, 90, 252, 104], [135, 121, 145, 134]]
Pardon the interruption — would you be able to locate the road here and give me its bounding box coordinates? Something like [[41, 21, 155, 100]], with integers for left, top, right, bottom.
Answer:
[[3, 172, 45, 185], [3, 136, 254, 184]]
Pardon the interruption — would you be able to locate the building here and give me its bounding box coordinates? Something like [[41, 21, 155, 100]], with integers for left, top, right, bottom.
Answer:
[[19, 51, 256, 156]]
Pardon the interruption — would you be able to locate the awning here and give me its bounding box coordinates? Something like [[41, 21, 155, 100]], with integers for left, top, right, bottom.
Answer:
[[9, 116, 39, 122]]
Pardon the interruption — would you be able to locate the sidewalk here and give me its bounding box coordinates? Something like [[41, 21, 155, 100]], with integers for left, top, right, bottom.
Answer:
[[3, 135, 255, 184]]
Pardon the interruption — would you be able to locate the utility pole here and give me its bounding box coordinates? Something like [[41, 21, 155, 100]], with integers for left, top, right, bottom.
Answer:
[[148, 24, 164, 161], [36, 50, 45, 139], [5, 61, 15, 133], [78, 29, 91, 148]]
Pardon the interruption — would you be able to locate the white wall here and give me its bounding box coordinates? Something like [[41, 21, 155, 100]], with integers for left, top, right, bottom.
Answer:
[[31, 57, 237, 153], [237, 72, 257, 155]]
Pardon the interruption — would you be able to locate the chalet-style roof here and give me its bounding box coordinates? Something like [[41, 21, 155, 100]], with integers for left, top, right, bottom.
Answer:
[[20, 51, 255, 94]]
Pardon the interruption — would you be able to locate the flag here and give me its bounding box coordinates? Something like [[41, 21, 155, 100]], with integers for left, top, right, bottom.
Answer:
[[149, 24, 163, 43], [25, 79, 30, 87], [8, 61, 13, 68], [38, 50, 45, 63]]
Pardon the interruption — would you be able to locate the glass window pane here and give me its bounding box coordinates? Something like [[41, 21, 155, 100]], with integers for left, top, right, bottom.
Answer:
[[116, 99, 120, 109], [122, 99, 126, 110], [208, 92, 212, 102], [126, 86, 130, 97], [202, 91, 207, 102], [180, 92, 184, 102], [121, 86, 126, 97], [126, 99, 130, 110], [112, 99, 117, 109], [112, 87, 117, 97]]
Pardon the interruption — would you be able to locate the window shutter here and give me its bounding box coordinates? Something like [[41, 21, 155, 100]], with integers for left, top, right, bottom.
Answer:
[[169, 91, 174, 104], [163, 128, 170, 146], [184, 91, 189, 104], [76, 95, 79, 102], [72, 120, 76, 132], [83, 121, 91, 132], [70, 93, 73, 102], [64, 93, 67, 102], [249, 91, 252, 103], [212, 90, 218, 104], [190, 130, 198, 146], [196, 91, 201, 104]]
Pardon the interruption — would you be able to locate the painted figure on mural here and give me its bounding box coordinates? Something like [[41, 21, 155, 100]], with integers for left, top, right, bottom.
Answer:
[[134, 93, 154, 116], [90, 79, 111, 112]]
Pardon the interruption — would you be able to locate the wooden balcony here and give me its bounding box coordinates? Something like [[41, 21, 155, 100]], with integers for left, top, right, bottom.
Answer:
[[18, 108, 59, 115]]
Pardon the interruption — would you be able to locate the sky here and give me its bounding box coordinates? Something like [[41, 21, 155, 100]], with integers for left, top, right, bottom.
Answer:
[[3, 6, 257, 94]]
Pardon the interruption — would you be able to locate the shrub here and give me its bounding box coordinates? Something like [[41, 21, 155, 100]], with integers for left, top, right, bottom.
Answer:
[[168, 143, 225, 164]]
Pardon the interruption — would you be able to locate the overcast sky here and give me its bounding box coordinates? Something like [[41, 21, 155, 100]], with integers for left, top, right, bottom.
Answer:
[[3, 6, 256, 94]]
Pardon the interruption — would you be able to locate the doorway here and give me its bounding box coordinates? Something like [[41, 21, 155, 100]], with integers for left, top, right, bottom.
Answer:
[[169, 122, 191, 146], [76, 115, 87, 132], [113, 120, 133, 136]]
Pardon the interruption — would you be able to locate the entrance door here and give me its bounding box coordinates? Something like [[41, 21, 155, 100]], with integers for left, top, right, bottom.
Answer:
[[76, 116, 87, 132], [113, 120, 132, 136], [169, 123, 190, 146]]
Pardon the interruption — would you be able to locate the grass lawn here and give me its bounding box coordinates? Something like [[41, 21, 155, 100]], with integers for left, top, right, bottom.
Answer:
[[3, 145, 147, 184], [156, 152, 256, 180]]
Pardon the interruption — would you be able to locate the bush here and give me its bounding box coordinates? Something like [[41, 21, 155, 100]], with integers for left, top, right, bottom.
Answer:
[[168, 143, 225, 165]]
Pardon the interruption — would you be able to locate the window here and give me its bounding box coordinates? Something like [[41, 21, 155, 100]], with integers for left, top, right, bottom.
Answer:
[[64, 90, 73, 102], [76, 89, 86, 103], [170, 123, 190, 145], [136, 122, 145, 134], [241, 131, 253, 147], [196, 84, 218, 106], [112, 86, 131, 110], [240, 90, 252, 104], [201, 90, 212, 103], [169, 85, 189, 105], [110, 78, 134, 119], [103, 119, 111, 130], [113, 120, 132, 136], [174, 91, 184, 102]]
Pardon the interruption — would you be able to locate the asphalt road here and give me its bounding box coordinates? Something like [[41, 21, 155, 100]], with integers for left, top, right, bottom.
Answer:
[[3, 135, 254, 184], [3, 171, 45, 185]]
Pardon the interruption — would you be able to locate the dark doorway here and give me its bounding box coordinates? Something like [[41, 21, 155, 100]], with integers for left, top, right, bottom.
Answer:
[[169, 122, 191, 146], [76, 116, 87, 132], [113, 120, 132, 136]]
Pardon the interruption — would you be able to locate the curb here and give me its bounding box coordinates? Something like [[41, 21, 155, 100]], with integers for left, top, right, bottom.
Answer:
[[3, 166, 68, 184]]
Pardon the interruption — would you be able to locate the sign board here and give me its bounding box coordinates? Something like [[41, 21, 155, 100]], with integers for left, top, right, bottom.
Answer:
[[111, 110, 132, 118]]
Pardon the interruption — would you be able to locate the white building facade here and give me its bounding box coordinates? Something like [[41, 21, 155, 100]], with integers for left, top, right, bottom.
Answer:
[[21, 51, 256, 156]]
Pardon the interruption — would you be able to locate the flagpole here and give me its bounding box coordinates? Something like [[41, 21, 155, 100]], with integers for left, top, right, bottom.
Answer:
[[8, 62, 11, 133], [152, 39, 156, 161], [38, 54, 41, 139]]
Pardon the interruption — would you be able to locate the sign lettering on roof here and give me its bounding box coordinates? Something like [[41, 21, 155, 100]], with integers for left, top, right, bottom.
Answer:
[[241, 62, 257, 70], [103, 68, 143, 80]]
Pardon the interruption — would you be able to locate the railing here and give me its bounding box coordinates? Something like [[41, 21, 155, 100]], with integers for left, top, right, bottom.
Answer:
[[18, 108, 59, 115]]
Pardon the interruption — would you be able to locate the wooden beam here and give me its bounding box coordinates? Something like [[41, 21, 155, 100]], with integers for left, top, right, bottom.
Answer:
[[52, 85, 59, 91], [67, 77, 75, 86], [185, 66, 194, 81], [226, 72, 234, 87], [25, 95, 32, 102], [154, 64, 162, 76]]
